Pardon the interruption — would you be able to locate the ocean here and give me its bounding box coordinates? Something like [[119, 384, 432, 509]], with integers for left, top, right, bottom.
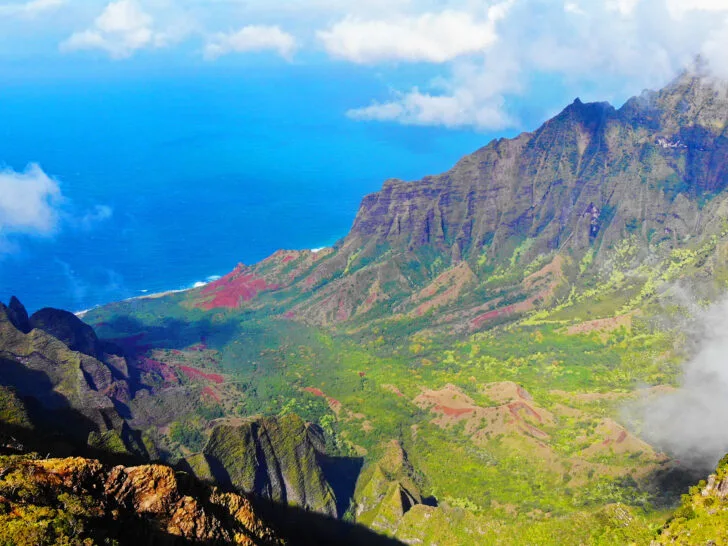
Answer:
[[0, 62, 493, 313]]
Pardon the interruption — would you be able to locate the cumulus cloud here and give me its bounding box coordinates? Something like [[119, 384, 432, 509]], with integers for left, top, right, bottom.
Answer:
[[0, 0, 64, 17], [204, 25, 297, 60], [348, 53, 520, 129], [630, 297, 728, 469], [0, 164, 62, 239], [342, 0, 728, 129], [60, 0, 189, 59], [0, 164, 113, 253], [318, 5, 511, 64]]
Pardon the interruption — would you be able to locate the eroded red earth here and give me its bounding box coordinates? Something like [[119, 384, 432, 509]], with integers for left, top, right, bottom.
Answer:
[[137, 357, 179, 386], [196, 264, 279, 310], [179, 365, 224, 384]]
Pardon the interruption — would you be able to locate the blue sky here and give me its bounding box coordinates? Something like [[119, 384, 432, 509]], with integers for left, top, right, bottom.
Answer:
[[1, 0, 728, 311]]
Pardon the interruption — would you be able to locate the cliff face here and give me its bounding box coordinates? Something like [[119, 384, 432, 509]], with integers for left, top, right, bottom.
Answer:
[[0, 454, 285, 545], [184, 414, 338, 517], [164, 72, 728, 328], [345, 73, 728, 265], [354, 440, 425, 535], [0, 298, 139, 457]]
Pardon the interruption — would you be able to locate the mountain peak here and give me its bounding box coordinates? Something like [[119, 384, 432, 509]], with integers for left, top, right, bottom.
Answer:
[[3, 296, 31, 333]]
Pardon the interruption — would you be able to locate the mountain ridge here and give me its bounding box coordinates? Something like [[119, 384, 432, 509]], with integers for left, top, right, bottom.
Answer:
[[51, 69, 728, 544], [149, 70, 728, 331]]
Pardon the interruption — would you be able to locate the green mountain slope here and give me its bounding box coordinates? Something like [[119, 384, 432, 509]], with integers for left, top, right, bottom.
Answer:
[[45, 70, 728, 543]]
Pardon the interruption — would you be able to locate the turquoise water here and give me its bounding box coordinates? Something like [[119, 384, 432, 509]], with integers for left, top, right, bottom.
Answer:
[[0, 64, 492, 312]]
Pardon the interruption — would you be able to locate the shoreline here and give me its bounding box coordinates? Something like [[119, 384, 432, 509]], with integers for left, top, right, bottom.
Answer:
[[74, 244, 335, 319]]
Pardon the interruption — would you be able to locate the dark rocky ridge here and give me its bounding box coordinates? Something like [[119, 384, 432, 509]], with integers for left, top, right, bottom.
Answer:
[[183, 414, 339, 517]]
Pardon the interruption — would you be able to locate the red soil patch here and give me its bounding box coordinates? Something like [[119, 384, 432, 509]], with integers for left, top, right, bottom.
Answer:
[[410, 262, 476, 317], [303, 387, 325, 397], [282, 255, 296, 264], [137, 358, 179, 385], [616, 431, 628, 444], [524, 423, 550, 440], [566, 313, 635, 339], [336, 298, 350, 322], [202, 386, 221, 403], [179, 366, 224, 384], [283, 311, 295, 319], [471, 305, 517, 328], [197, 264, 279, 310], [470, 256, 565, 330], [508, 401, 544, 423], [382, 384, 405, 398], [303, 387, 342, 414], [435, 405, 475, 417]]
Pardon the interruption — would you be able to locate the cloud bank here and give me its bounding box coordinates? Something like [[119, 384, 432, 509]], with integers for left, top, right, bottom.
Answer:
[[633, 297, 728, 469], [8, 0, 728, 128], [340, 0, 728, 129]]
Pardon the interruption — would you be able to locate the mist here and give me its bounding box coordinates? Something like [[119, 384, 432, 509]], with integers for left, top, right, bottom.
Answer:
[[633, 296, 728, 470]]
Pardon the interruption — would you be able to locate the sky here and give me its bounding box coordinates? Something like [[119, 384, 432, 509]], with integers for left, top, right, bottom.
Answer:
[[2, 0, 728, 311]]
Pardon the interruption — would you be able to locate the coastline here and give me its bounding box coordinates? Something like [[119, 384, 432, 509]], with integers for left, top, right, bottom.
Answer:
[[74, 244, 335, 319]]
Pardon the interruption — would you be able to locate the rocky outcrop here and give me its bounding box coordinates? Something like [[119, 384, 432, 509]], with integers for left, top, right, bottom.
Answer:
[[0, 298, 139, 457], [0, 454, 285, 545], [4, 296, 31, 333], [184, 414, 338, 517], [346, 72, 728, 268], [29, 307, 102, 358], [354, 441, 425, 534], [653, 454, 728, 545]]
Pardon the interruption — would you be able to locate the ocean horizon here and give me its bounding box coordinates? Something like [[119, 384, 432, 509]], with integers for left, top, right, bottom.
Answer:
[[0, 65, 491, 313]]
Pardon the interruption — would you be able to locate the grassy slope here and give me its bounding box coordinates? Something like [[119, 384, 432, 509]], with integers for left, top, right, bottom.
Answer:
[[77, 218, 728, 544]]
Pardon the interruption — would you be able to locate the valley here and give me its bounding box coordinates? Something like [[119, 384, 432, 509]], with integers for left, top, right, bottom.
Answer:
[[4, 69, 728, 544]]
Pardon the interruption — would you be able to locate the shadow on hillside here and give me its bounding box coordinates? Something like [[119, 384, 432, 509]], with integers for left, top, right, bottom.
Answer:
[[0, 357, 145, 466], [319, 454, 364, 517], [251, 497, 407, 546], [96, 314, 243, 357], [643, 463, 712, 508]]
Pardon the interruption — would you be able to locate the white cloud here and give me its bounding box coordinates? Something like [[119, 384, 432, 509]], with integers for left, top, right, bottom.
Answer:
[[204, 25, 297, 60], [564, 3, 585, 15], [318, 6, 511, 64], [342, 0, 728, 129], [606, 0, 640, 16], [348, 54, 520, 130], [0, 0, 64, 17], [348, 90, 512, 129], [0, 164, 62, 239], [0, 164, 113, 253], [77, 204, 113, 230], [60, 0, 187, 59], [667, 0, 728, 18]]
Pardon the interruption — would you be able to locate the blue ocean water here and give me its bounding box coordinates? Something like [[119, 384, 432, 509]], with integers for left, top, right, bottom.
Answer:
[[0, 62, 494, 313]]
